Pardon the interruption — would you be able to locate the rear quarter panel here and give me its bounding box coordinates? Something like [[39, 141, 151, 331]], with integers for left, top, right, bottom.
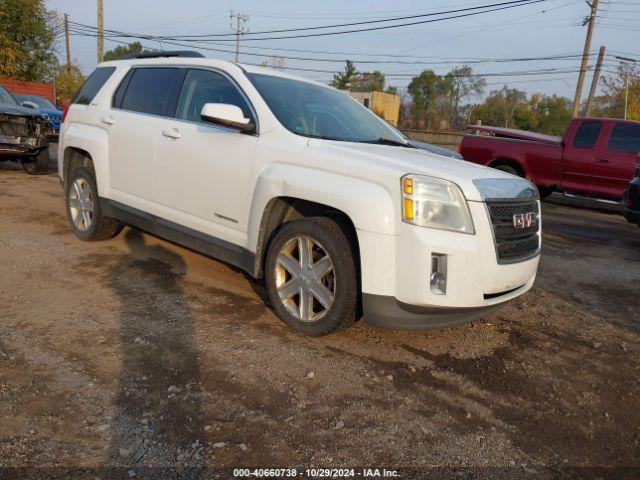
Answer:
[[460, 134, 562, 186]]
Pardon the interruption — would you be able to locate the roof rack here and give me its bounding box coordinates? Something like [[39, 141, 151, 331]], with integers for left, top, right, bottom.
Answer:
[[119, 51, 205, 60]]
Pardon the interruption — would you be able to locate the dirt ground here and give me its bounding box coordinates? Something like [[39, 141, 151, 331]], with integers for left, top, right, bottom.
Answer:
[[0, 153, 639, 479]]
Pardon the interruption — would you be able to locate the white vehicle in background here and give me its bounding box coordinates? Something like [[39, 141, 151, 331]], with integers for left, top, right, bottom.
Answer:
[[58, 51, 541, 336]]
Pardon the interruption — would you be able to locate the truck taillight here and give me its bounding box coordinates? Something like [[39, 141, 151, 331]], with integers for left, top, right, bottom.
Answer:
[[61, 105, 70, 124], [457, 142, 463, 155]]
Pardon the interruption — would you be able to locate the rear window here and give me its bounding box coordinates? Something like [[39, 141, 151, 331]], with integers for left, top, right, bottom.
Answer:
[[120, 68, 180, 116], [607, 123, 640, 153], [573, 121, 602, 149], [73, 67, 116, 105]]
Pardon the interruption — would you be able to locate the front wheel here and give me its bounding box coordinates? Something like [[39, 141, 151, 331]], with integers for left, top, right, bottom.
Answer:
[[265, 218, 358, 336], [21, 148, 50, 175], [65, 167, 123, 241]]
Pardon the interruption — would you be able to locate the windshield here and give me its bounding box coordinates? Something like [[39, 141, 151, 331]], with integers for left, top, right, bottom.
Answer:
[[15, 94, 57, 110], [0, 87, 18, 106], [247, 73, 406, 144]]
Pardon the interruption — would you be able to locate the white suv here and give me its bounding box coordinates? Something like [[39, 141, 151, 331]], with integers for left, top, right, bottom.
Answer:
[[59, 52, 541, 336]]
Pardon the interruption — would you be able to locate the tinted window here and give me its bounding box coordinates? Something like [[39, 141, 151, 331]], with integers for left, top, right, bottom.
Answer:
[[607, 123, 640, 153], [175, 69, 252, 123], [0, 87, 18, 105], [573, 121, 602, 149], [121, 68, 180, 116], [73, 67, 115, 105], [112, 69, 134, 108]]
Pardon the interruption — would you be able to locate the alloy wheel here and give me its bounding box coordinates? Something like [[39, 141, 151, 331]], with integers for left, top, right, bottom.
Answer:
[[274, 236, 336, 322], [68, 178, 94, 232]]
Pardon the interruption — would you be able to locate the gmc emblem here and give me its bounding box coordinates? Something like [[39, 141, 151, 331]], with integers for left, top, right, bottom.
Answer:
[[513, 212, 536, 229]]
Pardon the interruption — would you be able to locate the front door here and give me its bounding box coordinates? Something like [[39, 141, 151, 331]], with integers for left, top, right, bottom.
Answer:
[[153, 68, 258, 246], [560, 119, 603, 195]]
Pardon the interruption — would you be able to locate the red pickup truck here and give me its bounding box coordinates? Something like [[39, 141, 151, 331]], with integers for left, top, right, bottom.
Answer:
[[459, 117, 640, 199]]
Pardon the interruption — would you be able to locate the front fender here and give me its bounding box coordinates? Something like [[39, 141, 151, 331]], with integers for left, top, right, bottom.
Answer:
[[247, 164, 398, 251]]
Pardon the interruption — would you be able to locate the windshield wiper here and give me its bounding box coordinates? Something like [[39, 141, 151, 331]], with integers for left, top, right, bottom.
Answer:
[[360, 137, 414, 148]]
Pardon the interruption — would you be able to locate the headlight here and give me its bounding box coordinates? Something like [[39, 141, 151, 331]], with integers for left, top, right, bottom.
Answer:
[[401, 174, 475, 234]]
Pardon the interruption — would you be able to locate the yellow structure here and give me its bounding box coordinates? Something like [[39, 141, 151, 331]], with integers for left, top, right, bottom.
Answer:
[[348, 91, 401, 126]]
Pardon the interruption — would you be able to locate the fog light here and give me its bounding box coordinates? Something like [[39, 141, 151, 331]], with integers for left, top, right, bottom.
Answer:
[[430, 253, 447, 295]]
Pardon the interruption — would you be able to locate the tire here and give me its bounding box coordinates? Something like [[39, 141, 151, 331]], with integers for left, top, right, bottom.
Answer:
[[537, 186, 554, 200], [493, 164, 520, 177], [65, 167, 123, 241], [265, 217, 358, 336], [21, 148, 50, 175]]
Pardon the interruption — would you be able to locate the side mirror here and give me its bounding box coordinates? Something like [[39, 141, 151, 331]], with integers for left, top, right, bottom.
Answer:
[[200, 103, 255, 132], [21, 101, 37, 109]]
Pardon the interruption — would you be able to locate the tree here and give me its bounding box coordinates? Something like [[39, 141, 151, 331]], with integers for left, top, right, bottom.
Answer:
[[0, 0, 57, 81], [439, 66, 486, 129], [407, 69, 439, 128], [103, 42, 144, 61], [592, 63, 640, 120], [351, 70, 385, 92], [330, 60, 357, 90], [55, 63, 84, 104]]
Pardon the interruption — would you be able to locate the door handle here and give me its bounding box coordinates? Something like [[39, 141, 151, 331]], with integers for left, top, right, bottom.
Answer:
[[162, 128, 181, 139], [596, 157, 610, 163], [101, 115, 115, 125]]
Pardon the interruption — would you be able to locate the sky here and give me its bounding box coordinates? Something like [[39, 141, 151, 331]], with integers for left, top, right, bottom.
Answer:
[[46, 0, 640, 103]]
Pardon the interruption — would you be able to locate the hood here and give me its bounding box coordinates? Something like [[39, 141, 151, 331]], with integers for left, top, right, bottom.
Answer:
[[0, 102, 44, 117], [409, 139, 463, 159], [37, 107, 63, 116], [307, 139, 535, 202]]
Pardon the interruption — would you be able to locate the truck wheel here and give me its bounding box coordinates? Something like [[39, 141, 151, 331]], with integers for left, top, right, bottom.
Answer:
[[494, 164, 520, 177], [537, 186, 554, 200], [65, 167, 123, 241], [21, 148, 50, 175], [265, 217, 358, 336]]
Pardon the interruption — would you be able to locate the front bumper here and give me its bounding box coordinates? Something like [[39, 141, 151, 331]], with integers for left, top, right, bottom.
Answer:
[[359, 200, 540, 330]]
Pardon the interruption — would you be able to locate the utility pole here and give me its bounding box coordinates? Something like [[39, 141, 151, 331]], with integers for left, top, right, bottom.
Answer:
[[97, 0, 104, 63], [571, 0, 599, 118], [230, 11, 249, 63], [585, 45, 605, 116], [64, 13, 71, 70]]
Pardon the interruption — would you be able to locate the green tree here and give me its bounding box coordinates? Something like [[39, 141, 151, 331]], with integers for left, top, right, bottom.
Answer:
[[0, 0, 57, 81], [330, 60, 357, 90], [407, 69, 439, 128], [530, 93, 571, 135], [351, 70, 385, 92], [55, 63, 84, 104], [440, 66, 486, 129], [103, 41, 144, 61]]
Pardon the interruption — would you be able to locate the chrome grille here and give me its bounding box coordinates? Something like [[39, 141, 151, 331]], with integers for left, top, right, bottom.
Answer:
[[486, 199, 540, 263]]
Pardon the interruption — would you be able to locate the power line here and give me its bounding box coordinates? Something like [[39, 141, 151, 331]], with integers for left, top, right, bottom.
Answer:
[[68, 0, 546, 43]]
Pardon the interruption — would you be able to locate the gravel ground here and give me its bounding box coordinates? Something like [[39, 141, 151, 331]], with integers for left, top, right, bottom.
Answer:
[[0, 153, 639, 479]]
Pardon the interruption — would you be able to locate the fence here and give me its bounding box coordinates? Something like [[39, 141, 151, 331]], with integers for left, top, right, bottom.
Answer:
[[0, 79, 56, 105], [401, 129, 465, 151]]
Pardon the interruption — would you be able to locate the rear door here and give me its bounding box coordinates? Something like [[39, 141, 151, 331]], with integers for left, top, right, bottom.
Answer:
[[560, 119, 603, 195], [591, 122, 640, 198], [106, 67, 182, 214]]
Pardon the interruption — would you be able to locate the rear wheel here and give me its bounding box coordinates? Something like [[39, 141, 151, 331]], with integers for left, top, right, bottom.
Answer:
[[21, 148, 50, 175], [65, 167, 123, 241], [265, 217, 358, 336], [493, 164, 520, 177]]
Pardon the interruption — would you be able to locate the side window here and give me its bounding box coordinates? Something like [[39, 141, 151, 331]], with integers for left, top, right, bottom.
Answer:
[[120, 68, 180, 116], [607, 123, 640, 154], [572, 121, 602, 149], [112, 69, 134, 108], [72, 67, 116, 105], [175, 69, 252, 123]]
